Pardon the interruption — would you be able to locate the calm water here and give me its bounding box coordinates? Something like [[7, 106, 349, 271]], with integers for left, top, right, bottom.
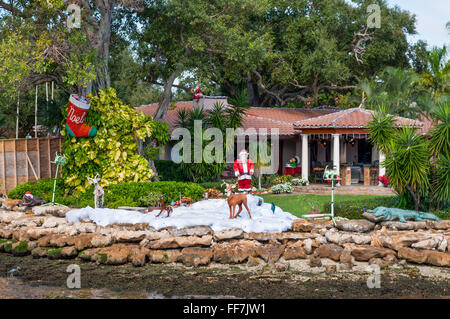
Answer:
[[0, 277, 239, 299]]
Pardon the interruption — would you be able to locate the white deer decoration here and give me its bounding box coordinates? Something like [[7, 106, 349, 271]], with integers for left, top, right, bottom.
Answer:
[[88, 173, 104, 209]]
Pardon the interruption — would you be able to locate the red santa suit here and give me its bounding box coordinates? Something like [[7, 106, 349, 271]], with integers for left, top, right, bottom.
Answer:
[[233, 150, 254, 192]]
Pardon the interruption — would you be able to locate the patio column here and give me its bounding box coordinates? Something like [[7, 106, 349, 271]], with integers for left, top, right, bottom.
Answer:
[[333, 134, 340, 186], [301, 134, 309, 184], [378, 150, 386, 186]]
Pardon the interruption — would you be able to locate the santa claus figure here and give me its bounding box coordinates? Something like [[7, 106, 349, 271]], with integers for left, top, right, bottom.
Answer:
[[233, 149, 254, 193]]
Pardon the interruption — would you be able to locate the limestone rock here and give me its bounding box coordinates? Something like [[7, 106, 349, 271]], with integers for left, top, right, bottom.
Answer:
[[335, 219, 375, 233], [181, 247, 213, 266], [213, 240, 260, 264], [325, 229, 371, 245], [111, 230, 148, 243], [411, 237, 442, 250], [315, 244, 343, 261], [75, 223, 97, 234], [397, 247, 430, 264], [339, 248, 354, 268], [73, 234, 95, 250], [308, 255, 322, 267], [149, 249, 182, 263], [2, 199, 22, 210], [381, 221, 426, 231], [91, 235, 113, 248], [49, 234, 74, 247], [255, 241, 285, 263], [426, 220, 450, 230], [362, 212, 384, 223], [60, 246, 78, 258], [213, 228, 243, 241], [243, 232, 315, 242], [426, 251, 450, 267], [303, 238, 314, 254], [275, 261, 290, 272], [175, 235, 212, 248], [144, 235, 212, 249], [283, 241, 307, 260], [170, 225, 213, 237], [32, 206, 70, 217], [130, 253, 147, 267], [31, 247, 48, 258], [351, 246, 396, 261], [326, 265, 337, 274], [41, 217, 67, 228]]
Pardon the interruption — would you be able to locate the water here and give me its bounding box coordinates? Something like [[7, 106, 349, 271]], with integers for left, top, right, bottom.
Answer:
[[0, 277, 239, 299]]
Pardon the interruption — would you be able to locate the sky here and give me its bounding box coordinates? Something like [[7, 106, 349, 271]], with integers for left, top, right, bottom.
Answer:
[[387, 0, 449, 49]]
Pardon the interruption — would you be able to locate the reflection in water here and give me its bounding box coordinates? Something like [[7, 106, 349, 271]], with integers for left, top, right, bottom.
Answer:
[[0, 277, 238, 299]]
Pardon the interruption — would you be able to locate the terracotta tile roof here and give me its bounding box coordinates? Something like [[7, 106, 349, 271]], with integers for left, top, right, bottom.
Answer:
[[136, 102, 338, 135], [293, 107, 423, 129], [417, 115, 433, 135]]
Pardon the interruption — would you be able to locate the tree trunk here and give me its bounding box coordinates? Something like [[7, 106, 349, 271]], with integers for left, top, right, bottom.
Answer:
[[406, 185, 420, 211], [92, 0, 113, 92], [154, 70, 181, 121]]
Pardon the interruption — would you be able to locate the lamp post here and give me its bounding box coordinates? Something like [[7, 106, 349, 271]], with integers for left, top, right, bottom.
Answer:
[[42, 152, 67, 207], [303, 165, 338, 225]]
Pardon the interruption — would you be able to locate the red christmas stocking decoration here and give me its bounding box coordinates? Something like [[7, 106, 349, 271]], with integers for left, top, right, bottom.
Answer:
[[66, 94, 97, 137]]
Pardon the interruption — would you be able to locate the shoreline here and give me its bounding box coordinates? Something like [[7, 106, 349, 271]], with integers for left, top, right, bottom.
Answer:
[[1, 253, 449, 299]]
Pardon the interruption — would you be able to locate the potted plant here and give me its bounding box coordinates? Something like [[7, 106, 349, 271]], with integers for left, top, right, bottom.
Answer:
[[378, 175, 390, 187], [140, 192, 162, 212]]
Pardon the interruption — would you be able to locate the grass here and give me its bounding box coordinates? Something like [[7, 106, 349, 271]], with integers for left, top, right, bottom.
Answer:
[[260, 193, 394, 218]]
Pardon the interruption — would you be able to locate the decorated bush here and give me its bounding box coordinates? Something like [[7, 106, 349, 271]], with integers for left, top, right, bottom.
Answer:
[[61, 88, 170, 194], [270, 182, 293, 194]]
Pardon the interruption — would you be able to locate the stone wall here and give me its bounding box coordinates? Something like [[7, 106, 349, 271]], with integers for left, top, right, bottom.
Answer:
[[0, 199, 449, 269]]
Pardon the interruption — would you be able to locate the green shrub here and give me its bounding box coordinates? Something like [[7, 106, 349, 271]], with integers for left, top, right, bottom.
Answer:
[[199, 181, 226, 193], [271, 174, 293, 186], [322, 197, 399, 219], [8, 179, 204, 208], [154, 160, 185, 181]]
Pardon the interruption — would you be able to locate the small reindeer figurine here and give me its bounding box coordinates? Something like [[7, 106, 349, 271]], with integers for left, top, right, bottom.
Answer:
[[224, 183, 252, 219], [155, 196, 173, 218], [88, 173, 104, 209]]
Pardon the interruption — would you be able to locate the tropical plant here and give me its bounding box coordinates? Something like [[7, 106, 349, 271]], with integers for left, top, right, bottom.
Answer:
[[367, 104, 396, 154], [360, 67, 430, 118], [422, 46, 450, 99], [62, 88, 170, 194], [270, 183, 293, 194]]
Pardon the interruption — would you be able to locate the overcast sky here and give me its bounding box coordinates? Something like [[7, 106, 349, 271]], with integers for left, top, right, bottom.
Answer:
[[387, 0, 449, 49]]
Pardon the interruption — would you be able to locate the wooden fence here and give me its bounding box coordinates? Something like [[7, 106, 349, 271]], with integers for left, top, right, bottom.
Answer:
[[0, 138, 63, 195]]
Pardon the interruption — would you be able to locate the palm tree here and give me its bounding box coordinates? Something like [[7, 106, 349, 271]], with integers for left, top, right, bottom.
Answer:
[[359, 67, 429, 118], [422, 46, 450, 100], [228, 90, 250, 129], [384, 126, 431, 211]]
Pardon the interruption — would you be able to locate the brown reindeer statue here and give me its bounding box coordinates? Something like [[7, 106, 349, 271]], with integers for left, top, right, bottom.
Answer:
[[224, 183, 252, 219], [155, 197, 173, 218]]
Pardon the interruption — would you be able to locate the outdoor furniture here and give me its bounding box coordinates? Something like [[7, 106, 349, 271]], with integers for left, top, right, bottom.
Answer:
[[284, 166, 301, 176], [350, 166, 361, 184]]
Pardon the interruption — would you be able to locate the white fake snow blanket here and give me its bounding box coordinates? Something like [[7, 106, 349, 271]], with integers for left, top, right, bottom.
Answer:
[[66, 195, 296, 233]]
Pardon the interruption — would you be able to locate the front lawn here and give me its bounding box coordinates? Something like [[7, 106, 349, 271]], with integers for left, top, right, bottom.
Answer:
[[260, 194, 394, 218]]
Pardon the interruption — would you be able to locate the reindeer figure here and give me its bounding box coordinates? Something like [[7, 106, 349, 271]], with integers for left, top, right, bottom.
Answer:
[[224, 183, 252, 219], [155, 197, 173, 218], [88, 173, 104, 209]]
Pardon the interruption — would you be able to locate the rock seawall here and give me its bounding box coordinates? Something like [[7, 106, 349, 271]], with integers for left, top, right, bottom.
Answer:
[[0, 201, 449, 269]]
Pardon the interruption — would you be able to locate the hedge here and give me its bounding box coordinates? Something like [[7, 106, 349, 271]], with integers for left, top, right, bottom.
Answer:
[[322, 196, 450, 220], [8, 179, 205, 209], [154, 160, 185, 182], [322, 196, 399, 219]]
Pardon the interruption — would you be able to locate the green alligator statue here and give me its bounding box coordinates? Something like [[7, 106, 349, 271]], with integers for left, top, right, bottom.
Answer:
[[367, 206, 441, 223]]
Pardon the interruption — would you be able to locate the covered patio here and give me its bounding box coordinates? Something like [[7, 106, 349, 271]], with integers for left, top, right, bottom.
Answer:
[[292, 107, 423, 186]]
